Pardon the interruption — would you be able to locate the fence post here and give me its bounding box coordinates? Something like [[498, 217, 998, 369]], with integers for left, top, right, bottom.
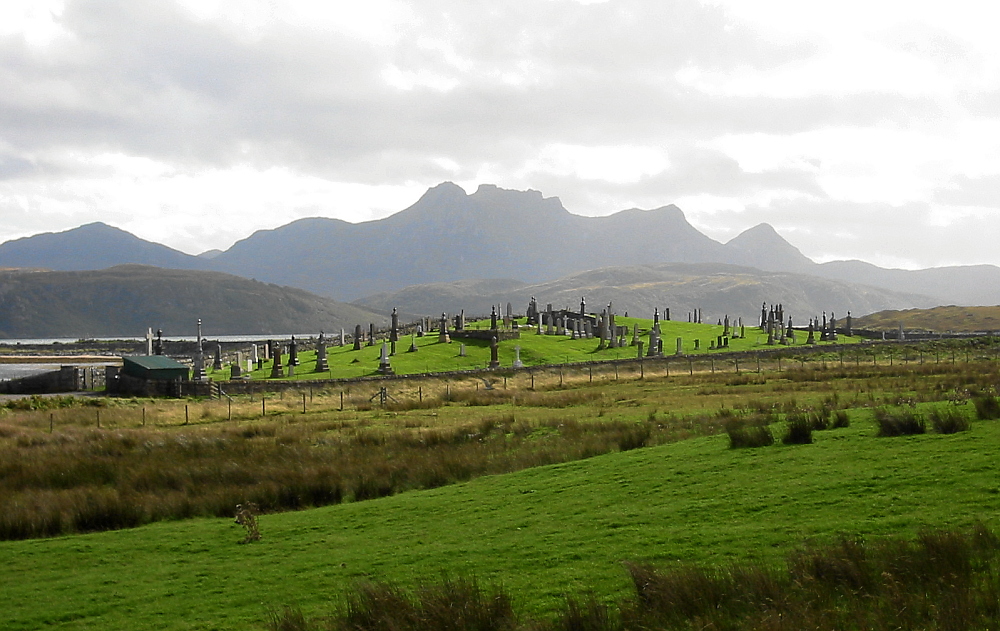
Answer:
[[302, 392, 306, 414], [228, 399, 232, 421], [184, 405, 188, 425], [340, 391, 344, 411]]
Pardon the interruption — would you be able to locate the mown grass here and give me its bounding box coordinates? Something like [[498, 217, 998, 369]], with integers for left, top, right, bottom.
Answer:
[[221, 315, 865, 381]]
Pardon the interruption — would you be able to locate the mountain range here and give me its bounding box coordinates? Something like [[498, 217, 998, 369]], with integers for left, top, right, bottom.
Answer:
[[0, 182, 997, 319]]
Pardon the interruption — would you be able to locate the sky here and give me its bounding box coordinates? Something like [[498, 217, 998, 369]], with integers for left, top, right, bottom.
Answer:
[[1, 0, 999, 269]]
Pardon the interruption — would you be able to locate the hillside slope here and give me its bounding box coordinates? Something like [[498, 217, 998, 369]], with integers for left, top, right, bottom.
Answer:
[[353, 262, 937, 321], [852, 305, 1000, 332], [0, 265, 384, 338]]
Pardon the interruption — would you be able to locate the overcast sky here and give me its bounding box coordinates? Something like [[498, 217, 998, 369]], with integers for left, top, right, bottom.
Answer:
[[2, 0, 999, 269]]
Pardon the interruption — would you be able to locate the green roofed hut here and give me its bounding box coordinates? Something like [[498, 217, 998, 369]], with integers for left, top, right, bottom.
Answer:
[[122, 355, 190, 381], [110, 355, 190, 397]]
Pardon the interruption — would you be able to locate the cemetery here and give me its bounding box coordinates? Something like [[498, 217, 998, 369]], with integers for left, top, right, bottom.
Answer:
[[115, 298, 865, 396]]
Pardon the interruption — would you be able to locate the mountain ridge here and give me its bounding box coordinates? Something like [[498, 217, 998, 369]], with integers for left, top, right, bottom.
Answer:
[[0, 183, 997, 307]]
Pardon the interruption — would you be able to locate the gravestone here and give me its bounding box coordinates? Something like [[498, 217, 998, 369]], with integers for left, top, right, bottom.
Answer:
[[213, 343, 223, 370], [340, 328, 346, 346], [154, 329, 164, 355], [723, 315, 730, 337], [631, 324, 639, 346], [459, 343, 466, 357], [647, 327, 659, 357], [390, 308, 399, 343], [408, 334, 418, 353], [846, 311, 853, 336], [676, 338, 683, 355], [231, 361, 242, 379], [353, 325, 363, 351], [459, 310, 466, 330], [270, 340, 283, 378], [146, 327, 154, 356], [377, 341, 394, 375], [807, 319, 816, 345], [694, 339, 700, 350], [439, 313, 450, 343], [367, 324, 375, 347], [637, 341, 644, 359], [585, 320, 593, 339], [289, 336, 299, 366], [829, 313, 838, 341], [416, 324, 424, 338], [250, 343, 259, 365], [491, 305, 498, 331], [315, 338, 329, 372], [489, 336, 500, 369], [512, 345, 523, 368], [193, 319, 207, 381], [665, 308, 670, 321]]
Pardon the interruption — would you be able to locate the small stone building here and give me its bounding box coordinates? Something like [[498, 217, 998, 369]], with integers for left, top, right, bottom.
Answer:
[[109, 356, 190, 396]]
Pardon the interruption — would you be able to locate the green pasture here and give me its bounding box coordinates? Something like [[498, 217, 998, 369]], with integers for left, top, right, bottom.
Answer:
[[215, 317, 860, 381], [5, 401, 998, 630]]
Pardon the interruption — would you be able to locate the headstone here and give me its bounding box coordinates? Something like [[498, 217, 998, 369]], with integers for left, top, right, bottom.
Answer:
[[377, 341, 394, 375], [270, 340, 283, 378], [459, 343, 466, 357], [829, 313, 838, 341], [846, 311, 853, 336], [231, 362, 242, 379], [512, 345, 523, 368], [723, 315, 730, 337], [760, 302, 767, 330], [408, 333, 418, 353], [491, 305, 498, 331], [608, 312, 617, 348], [807, 319, 816, 345], [193, 319, 207, 381], [289, 336, 299, 366], [367, 323, 375, 347], [459, 310, 466, 330], [287, 363, 295, 378], [390, 308, 399, 342], [416, 324, 424, 338], [676, 337, 683, 355], [315, 339, 328, 372], [154, 329, 164, 355], [665, 308, 670, 321], [647, 327, 658, 357], [213, 343, 223, 370], [637, 341, 644, 358], [580, 296, 586, 317], [439, 313, 450, 343], [506, 302, 513, 319], [250, 343, 259, 365], [489, 336, 500, 369], [584, 320, 593, 339], [694, 339, 700, 350], [898, 322, 904, 341], [353, 324, 363, 351], [146, 327, 154, 356], [340, 328, 345, 346]]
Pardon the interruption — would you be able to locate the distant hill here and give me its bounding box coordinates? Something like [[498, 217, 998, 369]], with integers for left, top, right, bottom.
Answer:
[[0, 223, 203, 271], [3, 184, 1000, 308], [0, 265, 385, 338], [353, 263, 937, 323], [852, 305, 1000, 333]]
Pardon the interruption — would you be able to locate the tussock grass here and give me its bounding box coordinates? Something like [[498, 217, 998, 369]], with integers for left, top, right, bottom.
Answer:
[[268, 524, 1000, 631], [725, 416, 775, 448], [874, 408, 927, 437]]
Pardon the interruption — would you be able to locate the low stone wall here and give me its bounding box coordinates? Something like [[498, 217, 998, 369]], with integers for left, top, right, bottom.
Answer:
[[448, 329, 521, 342]]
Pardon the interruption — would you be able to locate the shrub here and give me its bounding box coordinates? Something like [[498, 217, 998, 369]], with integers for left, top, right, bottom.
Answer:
[[782, 414, 813, 445], [972, 395, 1000, 420], [930, 408, 970, 434], [874, 408, 926, 437], [831, 410, 850, 428], [725, 419, 774, 449]]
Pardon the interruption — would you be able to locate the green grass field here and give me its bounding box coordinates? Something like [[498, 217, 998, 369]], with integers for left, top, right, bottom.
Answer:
[[216, 317, 860, 381], [4, 395, 999, 629]]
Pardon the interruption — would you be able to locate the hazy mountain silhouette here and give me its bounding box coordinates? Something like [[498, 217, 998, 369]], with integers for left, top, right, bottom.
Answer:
[[0, 223, 203, 271], [1, 183, 998, 308]]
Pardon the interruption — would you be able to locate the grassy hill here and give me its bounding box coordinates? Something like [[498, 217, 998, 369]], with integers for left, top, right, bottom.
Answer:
[[2, 351, 1000, 629], [0, 265, 384, 338], [853, 305, 1000, 332]]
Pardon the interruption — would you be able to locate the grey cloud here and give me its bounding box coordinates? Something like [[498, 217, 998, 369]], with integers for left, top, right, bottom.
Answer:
[[935, 175, 1000, 208], [0, 0, 937, 188]]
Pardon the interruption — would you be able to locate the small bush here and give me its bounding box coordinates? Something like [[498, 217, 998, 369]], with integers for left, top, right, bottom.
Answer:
[[831, 410, 850, 428], [930, 408, 970, 434], [874, 408, 926, 437], [782, 414, 813, 445], [725, 419, 774, 449], [972, 395, 1000, 420]]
